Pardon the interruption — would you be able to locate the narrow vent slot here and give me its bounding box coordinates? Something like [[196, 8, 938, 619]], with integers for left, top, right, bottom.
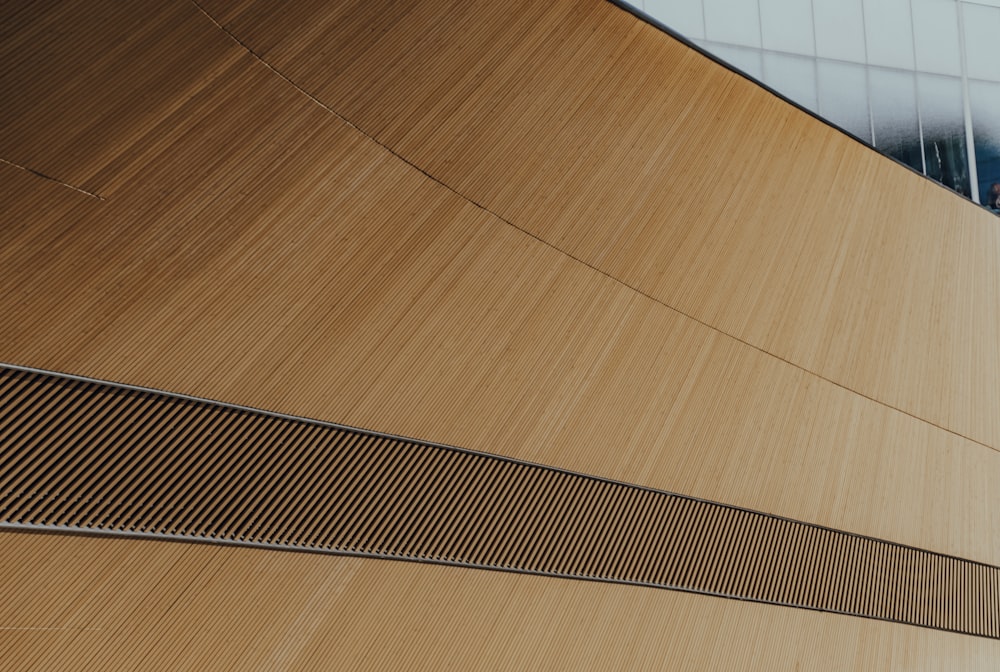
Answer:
[[1, 364, 997, 639]]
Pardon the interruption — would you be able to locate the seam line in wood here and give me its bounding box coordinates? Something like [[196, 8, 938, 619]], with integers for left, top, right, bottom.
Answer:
[[0, 157, 105, 201], [185, 0, 998, 458]]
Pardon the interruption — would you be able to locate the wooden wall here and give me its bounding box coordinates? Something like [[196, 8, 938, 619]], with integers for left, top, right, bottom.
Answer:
[[201, 0, 1000, 449], [4, 531, 1000, 671], [2, 0, 999, 668]]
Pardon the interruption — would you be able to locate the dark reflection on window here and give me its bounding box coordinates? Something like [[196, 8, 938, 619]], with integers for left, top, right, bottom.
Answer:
[[919, 74, 970, 198], [975, 142, 1000, 210], [925, 135, 971, 198], [870, 68, 923, 172], [970, 81, 1000, 208]]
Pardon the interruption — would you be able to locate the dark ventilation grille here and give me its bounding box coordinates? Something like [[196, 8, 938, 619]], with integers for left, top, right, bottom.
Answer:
[[1, 364, 998, 639]]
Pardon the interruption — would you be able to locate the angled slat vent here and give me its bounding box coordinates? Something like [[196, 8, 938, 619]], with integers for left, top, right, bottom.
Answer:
[[0, 364, 997, 639]]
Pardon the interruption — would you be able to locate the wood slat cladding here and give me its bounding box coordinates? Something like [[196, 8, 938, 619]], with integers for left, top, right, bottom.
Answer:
[[3, 1, 1000, 663], [197, 0, 1000, 450], [2, 365, 998, 640], [4, 0, 1000, 572], [6, 532, 1000, 671], [0, 0, 239, 195]]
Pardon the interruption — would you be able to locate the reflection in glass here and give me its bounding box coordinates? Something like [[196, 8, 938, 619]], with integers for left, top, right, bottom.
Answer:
[[870, 68, 923, 172], [703, 0, 761, 48], [644, 0, 706, 40], [970, 80, 1000, 206], [918, 74, 970, 197], [702, 41, 764, 81], [759, 0, 814, 56], [817, 60, 871, 143], [863, 0, 916, 70], [620, 0, 1000, 210], [962, 4, 1000, 83], [763, 53, 817, 112], [911, 0, 961, 76], [814, 0, 867, 63]]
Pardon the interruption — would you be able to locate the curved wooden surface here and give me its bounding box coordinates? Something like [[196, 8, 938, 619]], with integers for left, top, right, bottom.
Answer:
[[198, 0, 1000, 450], [5, 365, 998, 640], [2, 0, 999, 668], [3, 531, 1000, 671]]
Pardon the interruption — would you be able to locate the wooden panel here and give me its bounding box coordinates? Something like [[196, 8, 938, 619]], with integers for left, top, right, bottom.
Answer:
[[3, 1, 1000, 664], [0, 1, 239, 195], [3, 365, 997, 637], [2, 531, 1000, 670], [0, 161, 103, 237], [1, 0, 1000, 573], [198, 0, 1000, 449]]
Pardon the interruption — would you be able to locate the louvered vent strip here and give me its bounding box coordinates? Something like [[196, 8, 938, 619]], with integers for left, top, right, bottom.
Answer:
[[1, 364, 998, 639]]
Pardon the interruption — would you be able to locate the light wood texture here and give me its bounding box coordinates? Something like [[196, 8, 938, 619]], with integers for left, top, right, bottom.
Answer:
[[6, 366, 996, 637], [2, 531, 1000, 671], [0, 0, 998, 571], [199, 0, 1000, 450], [2, 0, 999, 665]]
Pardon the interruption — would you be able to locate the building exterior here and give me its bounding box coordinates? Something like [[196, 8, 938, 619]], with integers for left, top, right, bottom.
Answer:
[[628, 0, 1000, 205], [2, 0, 1000, 669]]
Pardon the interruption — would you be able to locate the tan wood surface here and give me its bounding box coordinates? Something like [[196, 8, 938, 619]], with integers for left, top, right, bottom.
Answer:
[[5, 366, 994, 638], [0, 0, 998, 567], [2, 531, 1000, 671], [198, 0, 1000, 451], [2, 0, 999, 666]]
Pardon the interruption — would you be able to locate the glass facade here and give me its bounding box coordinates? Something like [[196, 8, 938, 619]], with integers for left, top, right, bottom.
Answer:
[[627, 0, 1000, 210]]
